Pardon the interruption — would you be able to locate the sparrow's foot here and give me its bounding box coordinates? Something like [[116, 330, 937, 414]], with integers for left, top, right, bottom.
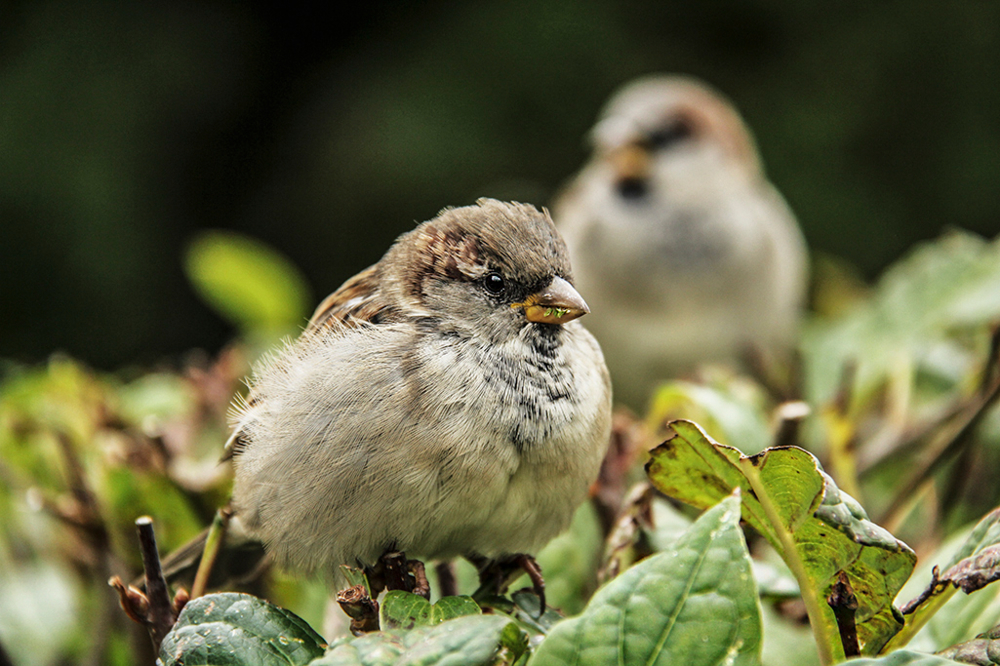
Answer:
[[515, 554, 546, 615], [435, 561, 458, 598], [366, 550, 430, 600], [470, 553, 546, 615]]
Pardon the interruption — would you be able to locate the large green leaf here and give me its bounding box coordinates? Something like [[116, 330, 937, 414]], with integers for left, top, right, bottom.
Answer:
[[158, 592, 327, 666], [313, 614, 526, 666], [528, 493, 762, 666], [646, 420, 916, 661]]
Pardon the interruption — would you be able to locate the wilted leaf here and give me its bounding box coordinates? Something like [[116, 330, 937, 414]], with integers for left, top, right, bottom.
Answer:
[[646, 420, 915, 660], [158, 592, 326, 666], [890, 509, 1000, 652], [313, 614, 526, 666], [379, 591, 480, 630], [528, 493, 762, 666], [598, 482, 656, 584], [937, 623, 1000, 665], [845, 650, 966, 665], [185, 230, 311, 334]]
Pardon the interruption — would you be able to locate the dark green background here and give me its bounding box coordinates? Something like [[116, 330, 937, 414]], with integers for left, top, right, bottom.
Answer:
[[2, 1, 998, 369]]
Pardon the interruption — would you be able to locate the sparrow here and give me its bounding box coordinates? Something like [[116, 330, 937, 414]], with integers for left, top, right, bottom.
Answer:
[[554, 75, 809, 409], [225, 199, 612, 595]]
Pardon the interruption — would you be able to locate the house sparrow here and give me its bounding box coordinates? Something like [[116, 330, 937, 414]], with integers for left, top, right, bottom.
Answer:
[[226, 199, 612, 594], [554, 75, 808, 409]]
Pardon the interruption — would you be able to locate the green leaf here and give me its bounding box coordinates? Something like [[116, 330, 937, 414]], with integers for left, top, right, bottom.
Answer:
[[646, 420, 916, 661], [158, 592, 327, 666], [185, 230, 311, 334], [379, 591, 481, 630], [648, 378, 772, 455], [339, 566, 369, 591], [528, 493, 762, 666], [311, 614, 525, 666], [535, 500, 603, 615]]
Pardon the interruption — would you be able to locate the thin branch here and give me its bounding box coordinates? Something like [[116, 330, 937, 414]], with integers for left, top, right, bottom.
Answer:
[[879, 367, 1000, 528], [110, 517, 180, 653], [773, 401, 811, 449], [190, 507, 231, 598]]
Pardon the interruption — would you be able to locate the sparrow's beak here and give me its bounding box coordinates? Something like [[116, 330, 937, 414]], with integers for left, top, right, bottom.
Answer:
[[611, 142, 652, 182], [515, 276, 590, 325]]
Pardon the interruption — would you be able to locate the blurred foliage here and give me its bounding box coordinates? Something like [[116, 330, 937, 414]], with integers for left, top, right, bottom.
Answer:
[[1, 1, 999, 369], [184, 230, 312, 339], [4, 223, 1000, 664]]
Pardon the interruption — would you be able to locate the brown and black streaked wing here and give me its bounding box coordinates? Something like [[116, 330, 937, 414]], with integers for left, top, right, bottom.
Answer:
[[304, 265, 390, 334]]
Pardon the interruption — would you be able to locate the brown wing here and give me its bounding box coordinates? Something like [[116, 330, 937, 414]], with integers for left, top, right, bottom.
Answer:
[[303, 265, 403, 334], [223, 264, 399, 460]]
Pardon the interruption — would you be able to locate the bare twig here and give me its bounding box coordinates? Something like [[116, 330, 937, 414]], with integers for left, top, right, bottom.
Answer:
[[742, 342, 801, 403], [598, 482, 656, 584], [879, 362, 1000, 528], [591, 409, 646, 537], [980, 324, 1000, 396], [110, 517, 181, 653], [773, 401, 811, 449], [137, 516, 175, 644]]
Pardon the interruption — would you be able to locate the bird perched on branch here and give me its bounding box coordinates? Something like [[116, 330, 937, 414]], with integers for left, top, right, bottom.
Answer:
[[554, 75, 808, 409], [222, 199, 611, 602]]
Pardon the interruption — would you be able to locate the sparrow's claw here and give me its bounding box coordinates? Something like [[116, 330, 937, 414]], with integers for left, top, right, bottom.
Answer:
[[515, 554, 546, 617], [470, 552, 547, 616], [367, 550, 429, 599]]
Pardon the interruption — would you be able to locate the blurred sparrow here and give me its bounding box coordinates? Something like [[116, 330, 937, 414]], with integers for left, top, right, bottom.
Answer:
[[554, 75, 808, 408], [226, 199, 612, 596]]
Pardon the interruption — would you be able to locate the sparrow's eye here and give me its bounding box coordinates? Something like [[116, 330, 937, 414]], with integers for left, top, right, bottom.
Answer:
[[646, 119, 692, 151], [483, 272, 506, 295]]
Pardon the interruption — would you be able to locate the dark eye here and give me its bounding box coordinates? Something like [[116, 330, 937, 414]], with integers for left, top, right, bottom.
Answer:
[[646, 119, 693, 151], [483, 272, 506, 295]]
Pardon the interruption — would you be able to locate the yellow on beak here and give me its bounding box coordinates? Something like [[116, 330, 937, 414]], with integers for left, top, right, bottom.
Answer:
[[611, 142, 652, 181], [514, 276, 590, 325]]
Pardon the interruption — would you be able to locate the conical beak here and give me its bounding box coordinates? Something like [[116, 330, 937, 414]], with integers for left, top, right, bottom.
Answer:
[[516, 276, 590, 325], [611, 142, 652, 181]]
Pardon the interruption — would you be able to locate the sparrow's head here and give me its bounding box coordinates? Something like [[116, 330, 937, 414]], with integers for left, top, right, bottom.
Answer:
[[382, 199, 590, 341], [589, 75, 762, 200]]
